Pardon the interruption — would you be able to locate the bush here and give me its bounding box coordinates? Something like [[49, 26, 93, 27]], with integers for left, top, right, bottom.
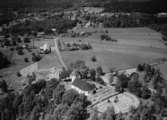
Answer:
[[10, 47, 15, 51], [4, 40, 10, 46], [24, 58, 29, 63], [140, 86, 151, 99], [17, 38, 22, 43], [17, 72, 22, 77], [96, 66, 104, 75], [24, 38, 31, 43], [17, 49, 24, 55], [27, 48, 32, 52], [96, 76, 106, 85], [32, 53, 41, 62], [91, 56, 97, 62], [12, 40, 17, 46], [80, 44, 92, 50], [0, 52, 10, 69], [137, 64, 145, 72], [162, 36, 167, 41], [16, 46, 23, 50], [100, 34, 117, 42]]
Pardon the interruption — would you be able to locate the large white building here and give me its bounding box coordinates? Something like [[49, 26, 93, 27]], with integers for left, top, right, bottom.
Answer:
[[71, 79, 96, 96]]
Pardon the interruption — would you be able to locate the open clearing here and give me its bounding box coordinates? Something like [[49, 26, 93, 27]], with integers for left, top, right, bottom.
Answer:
[[60, 27, 167, 72]]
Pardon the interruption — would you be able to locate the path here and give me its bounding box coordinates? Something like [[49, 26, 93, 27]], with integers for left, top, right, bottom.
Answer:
[[54, 37, 68, 70]]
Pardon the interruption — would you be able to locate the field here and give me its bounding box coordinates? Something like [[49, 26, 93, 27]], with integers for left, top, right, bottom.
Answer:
[[2, 27, 167, 91], [60, 27, 167, 72], [0, 48, 36, 91]]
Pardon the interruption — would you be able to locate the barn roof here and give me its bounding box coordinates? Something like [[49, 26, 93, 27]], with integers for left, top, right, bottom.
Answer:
[[72, 79, 96, 91]]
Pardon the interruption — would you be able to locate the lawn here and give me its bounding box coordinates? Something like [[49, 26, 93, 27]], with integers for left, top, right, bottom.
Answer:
[[95, 92, 140, 113]]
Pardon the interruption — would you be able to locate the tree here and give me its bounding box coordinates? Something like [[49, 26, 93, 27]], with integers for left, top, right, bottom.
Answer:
[[128, 79, 142, 96], [117, 74, 130, 88], [53, 84, 65, 105], [101, 107, 115, 120], [115, 78, 123, 92], [17, 49, 24, 55], [31, 79, 46, 94], [0, 80, 8, 92], [96, 66, 103, 76], [46, 78, 59, 99], [32, 53, 41, 62], [22, 90, 36, 113], [89, 69, 96, 81], [29, 104, 41, 120], [59, 67, 71, 79], [65, 102, 89, 120], [62, 89, 79, 106], [53, 104, 69, 120], [24, 58, 29, 63], [91, 56, 97, 62], [140, 85, 151, 99], [130, 72, 139, 81], [90, 108, 99, 120], [73, 94, 91, 109], [96, 76, 106, 85], [24, 37, 31, 43], [27, 72, 36, 85], [0, 52, 10, 69]]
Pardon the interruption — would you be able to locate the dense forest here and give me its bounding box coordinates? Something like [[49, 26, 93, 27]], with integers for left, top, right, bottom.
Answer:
[[0, 0, 167, 13]]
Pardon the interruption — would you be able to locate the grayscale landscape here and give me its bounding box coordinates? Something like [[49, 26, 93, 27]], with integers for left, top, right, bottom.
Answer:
[[0, 0, 167, 120]]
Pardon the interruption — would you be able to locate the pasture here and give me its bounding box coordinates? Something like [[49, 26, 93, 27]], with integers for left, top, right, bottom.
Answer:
[[60, 27, 167, 72]]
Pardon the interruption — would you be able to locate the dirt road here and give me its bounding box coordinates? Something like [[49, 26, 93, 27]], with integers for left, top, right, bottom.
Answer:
[[54, 38, 68, 70]]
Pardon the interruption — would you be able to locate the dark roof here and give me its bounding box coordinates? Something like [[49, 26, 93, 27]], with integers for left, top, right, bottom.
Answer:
[[72, 79, 96, 91]]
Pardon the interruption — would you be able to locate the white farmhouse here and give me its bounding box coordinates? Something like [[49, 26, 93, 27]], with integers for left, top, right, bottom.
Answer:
[[71, 79, 96, 96]]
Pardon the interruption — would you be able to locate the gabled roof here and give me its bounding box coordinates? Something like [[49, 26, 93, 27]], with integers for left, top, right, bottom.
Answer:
[[72, 79, 96, 92]]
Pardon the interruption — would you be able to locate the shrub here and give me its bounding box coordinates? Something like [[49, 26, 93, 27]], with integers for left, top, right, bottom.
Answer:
[[96, 76, 105, 85], [10, 47, 15, 51], [24, 58, 29, 63], [24, 38, 31, 43], [4, 40, 10, 46], [0, 52, 10, 69], [100, 34, 117, 42], [17, 49, 24, 55], [32, 53, 41, 62], [96, 66, 104, 75], [16, 46, 23, 50], [27, 48, 32, 52], [17, 72, 22, 77], [12, 40, 17, 46], [137, 64, 145, 72], [17, 38, 22, 43], [105, 30, 109, 33], [91, 56, 97, 62]]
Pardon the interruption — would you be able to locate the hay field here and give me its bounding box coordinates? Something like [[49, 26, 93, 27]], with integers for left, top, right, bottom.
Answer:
[[60, 27, 167, 72]]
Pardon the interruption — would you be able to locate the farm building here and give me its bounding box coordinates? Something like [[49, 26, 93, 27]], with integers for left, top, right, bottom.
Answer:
[[71, 79, 96, 96], [101, 73, 113, 85], [119, 68, 137, 77], [48, 67, 63, 80], [70, 70, 81, 82], [40, 43, 51, 54], [82, 7, 104, 14], [101, 73, 119, 86]]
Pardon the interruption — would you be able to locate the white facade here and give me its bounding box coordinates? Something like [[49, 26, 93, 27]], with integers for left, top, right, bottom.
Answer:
[[71, 85, 89, 96], [48, 67, 62, 80]]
